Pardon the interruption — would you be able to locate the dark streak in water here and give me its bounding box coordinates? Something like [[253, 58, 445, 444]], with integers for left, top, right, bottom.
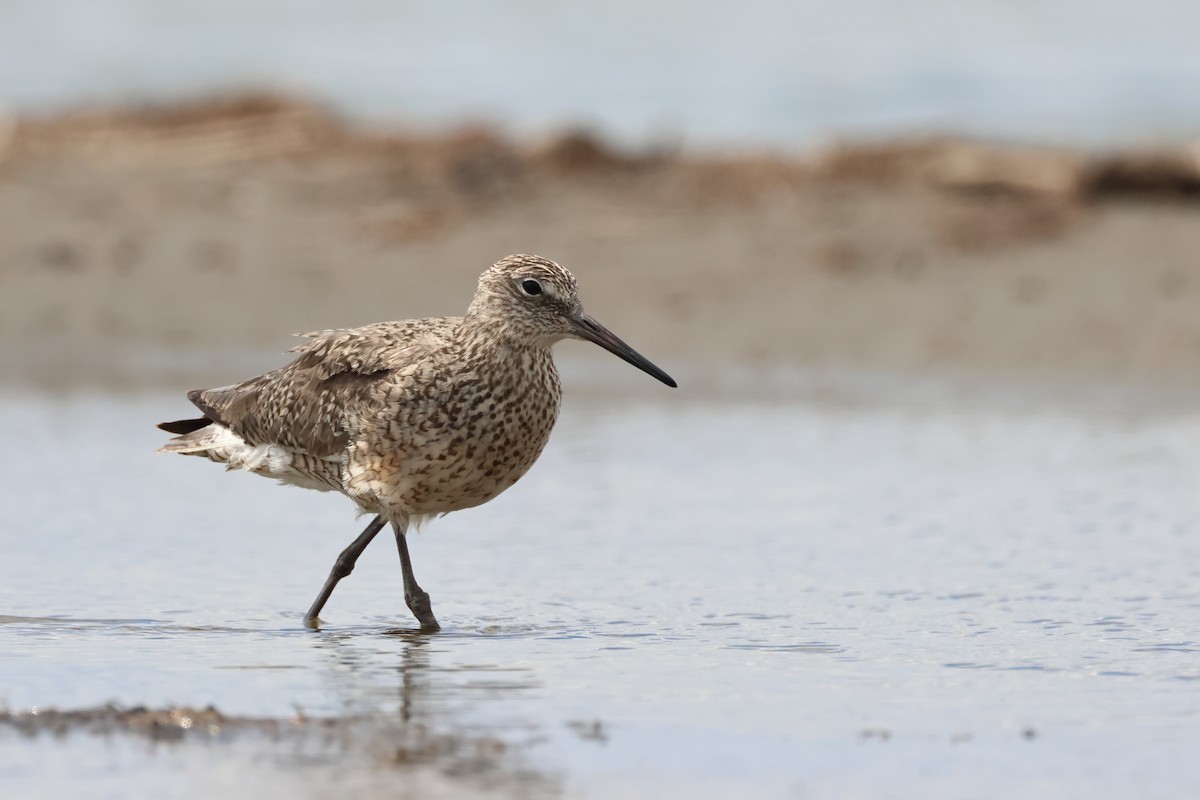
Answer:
[[724, 642, 846, 654]]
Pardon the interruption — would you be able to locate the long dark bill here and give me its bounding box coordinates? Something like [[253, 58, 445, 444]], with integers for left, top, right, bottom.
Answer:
[[571, 310, 678, 388]]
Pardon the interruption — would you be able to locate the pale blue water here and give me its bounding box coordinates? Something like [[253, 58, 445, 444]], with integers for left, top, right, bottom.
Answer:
[[1, 0, 1198, 146], [2, 383, 1200, 797]]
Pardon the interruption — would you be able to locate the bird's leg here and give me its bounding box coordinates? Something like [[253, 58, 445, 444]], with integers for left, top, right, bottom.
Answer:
[[303, 515, 387, 627], [393, 521, 440, 632]]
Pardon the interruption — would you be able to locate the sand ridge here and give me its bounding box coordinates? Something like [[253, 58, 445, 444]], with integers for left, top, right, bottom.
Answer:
[[2, 93, 1199, 390]]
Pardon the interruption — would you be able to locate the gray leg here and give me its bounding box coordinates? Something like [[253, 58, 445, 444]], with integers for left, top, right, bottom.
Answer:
[[393, 521, 440, 632], [303, 515, 386, 626]]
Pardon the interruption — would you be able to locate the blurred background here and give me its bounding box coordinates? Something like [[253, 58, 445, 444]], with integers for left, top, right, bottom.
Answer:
[[4, 3, 1200, 799], [4, 0, 1200, 145], [2, 0, 1200, 391]]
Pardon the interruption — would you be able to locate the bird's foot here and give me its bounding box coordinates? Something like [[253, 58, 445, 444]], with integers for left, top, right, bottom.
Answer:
[[406, 590, 441, 633]]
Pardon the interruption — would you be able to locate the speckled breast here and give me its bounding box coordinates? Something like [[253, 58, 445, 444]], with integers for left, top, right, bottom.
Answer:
[[390, 349, 563, 515]]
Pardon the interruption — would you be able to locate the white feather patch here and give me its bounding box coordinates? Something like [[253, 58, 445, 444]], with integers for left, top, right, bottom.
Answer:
[[161, 425, 339, 493]]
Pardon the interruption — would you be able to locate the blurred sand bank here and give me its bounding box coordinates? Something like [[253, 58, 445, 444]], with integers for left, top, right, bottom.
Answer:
[[2, 94, 1199, 393]]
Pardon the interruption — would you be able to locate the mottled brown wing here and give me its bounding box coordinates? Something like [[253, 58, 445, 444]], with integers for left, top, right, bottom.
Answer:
[[189, 319, 457, 458]]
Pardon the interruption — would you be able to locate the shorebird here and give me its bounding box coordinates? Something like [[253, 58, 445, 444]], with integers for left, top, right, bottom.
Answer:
[[157, 254, 676, 631]]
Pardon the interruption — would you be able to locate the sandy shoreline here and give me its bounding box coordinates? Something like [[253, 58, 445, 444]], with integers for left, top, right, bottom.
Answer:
[[3, 93, 1199, 392]]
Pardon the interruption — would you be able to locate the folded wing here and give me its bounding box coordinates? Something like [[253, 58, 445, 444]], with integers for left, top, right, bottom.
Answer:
[[162, 318, 457, 460]]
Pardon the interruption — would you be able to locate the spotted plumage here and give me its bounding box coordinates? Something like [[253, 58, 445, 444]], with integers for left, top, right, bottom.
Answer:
[[158, 254, 676, 631]]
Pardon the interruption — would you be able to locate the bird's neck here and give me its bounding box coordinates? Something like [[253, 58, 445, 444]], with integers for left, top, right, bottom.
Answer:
[[455, 316, 553, 364]]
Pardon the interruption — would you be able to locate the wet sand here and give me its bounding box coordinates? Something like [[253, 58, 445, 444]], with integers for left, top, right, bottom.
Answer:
[[2, 94, 1200, 392], [0, 701, 553, 799]]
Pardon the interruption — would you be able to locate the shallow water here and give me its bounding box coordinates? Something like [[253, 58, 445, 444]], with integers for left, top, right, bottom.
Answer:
[[3, 385, 1200, 797]]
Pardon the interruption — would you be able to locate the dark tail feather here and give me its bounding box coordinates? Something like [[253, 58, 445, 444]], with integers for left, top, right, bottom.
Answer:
[[157, 417, 212, 435]]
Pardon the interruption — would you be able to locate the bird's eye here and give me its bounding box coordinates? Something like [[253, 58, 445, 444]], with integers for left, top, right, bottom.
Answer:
[[520, 279, 543, 296]]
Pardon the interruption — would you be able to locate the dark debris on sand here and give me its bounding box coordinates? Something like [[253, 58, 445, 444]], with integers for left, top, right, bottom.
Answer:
[[0, 701, 546, 789], [2, 91, 1197, 258], [0, 702, 338, 742], [5, 90, 1198, 202]]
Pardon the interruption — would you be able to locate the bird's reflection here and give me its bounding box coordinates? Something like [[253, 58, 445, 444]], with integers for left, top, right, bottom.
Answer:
[[382, 629, 431, 724], [305, 626, 559, 797]]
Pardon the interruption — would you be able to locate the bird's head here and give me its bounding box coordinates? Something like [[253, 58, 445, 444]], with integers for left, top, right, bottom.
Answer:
[[468, 254, 676, 387]]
